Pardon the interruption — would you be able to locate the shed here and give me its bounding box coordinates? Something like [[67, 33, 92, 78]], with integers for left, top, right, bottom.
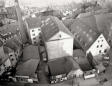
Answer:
[[41, 16, 73, 60]]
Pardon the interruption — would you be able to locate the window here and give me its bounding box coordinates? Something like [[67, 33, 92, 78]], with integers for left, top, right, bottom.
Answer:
[[32, 34, 35, 36], [32, 29, 35, 32], [99, 50, 101, 53], [34, 41, 37, 44], [59, 34, 61, 38], [33, 37, 36, 40]]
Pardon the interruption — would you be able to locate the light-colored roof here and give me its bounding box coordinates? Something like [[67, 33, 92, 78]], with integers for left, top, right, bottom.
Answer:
[[41, 16, 73, 41]]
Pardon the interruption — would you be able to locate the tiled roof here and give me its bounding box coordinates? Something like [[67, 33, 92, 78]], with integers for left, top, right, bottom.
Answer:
[[78, 15, 98, 32], [4, 39, 19, 52], [22, 45, 40, 62], [25, 17, 42, 29], [0, 23, 19, 37], [6, 6, 18, 20], [95, 13, 112, 39], [70, 18, 99, 51], [62, 19, 75, 29], [48, 57, 73, 76], [16, 59, 39, 78], [41, 16, 73, 41]]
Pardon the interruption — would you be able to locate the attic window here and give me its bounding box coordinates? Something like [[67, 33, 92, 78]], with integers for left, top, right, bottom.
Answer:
[[59, 34, 61, 38], [9, 54, 13, 57], [100, 45, 103, 47], [97, 45, 99, 48], [33, 37, 36, 40], [32, 29, 35, 32], [32, 34, 35, 36], [34, 41, 37, 44], [11, 58, 14, 61], [38, 28, 41, 31], [104, 49, 107, 53], [99, 50, 101, 53]]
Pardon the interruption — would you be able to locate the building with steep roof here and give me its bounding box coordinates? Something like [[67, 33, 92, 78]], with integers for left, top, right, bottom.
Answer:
[[16, 45, 40, 80], [25, 17, 42, 44], [0, 23, 22, 43], [41, 16, 73, 61], [70, 15, 110, 58], [22, 45, 40, 61]]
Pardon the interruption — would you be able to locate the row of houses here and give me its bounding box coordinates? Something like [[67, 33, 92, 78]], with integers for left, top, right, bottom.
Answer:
[[0, 22, 23, 76], [23, 13, 111, 67]]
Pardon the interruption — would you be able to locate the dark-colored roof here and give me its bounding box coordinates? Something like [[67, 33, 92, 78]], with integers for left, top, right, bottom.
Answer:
[[70, 18, 99, 51], [0, 23, 19, 35], [6, 6, 18, 20], [73, 49, 85, 57], [16, 59, 39, 78], [25, 17, 42, 29], [0, 40, 3, 47], [78, 15, 98, 32], [22, 45, 40, 62], [95, 13, 112, 39], [4, 39, 19, 52], [48, 57, 73, 76], [62, 19, 75, 29], [73, 49, 93, 71], [0, 46, 9, 65], [41, 16, 73, 41]]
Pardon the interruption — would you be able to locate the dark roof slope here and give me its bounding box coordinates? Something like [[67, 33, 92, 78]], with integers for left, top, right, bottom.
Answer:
[[41, 16, 73, 41], [70, 19, 99, 51], [22, 45, 40, 62], [16, 59, 39, 78], [48, 57, 73, 76], [95, 13, 112, 39], [0, 23, 19, 34], [25, 17, 42, 29], [78, 15, 98, 32]]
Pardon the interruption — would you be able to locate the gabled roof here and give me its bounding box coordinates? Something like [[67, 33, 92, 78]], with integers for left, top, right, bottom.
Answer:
[[48, 57, 73, 76], [0, 46, 9, 66], [16, 59, 39, 78], [6, 6, 18, 20], [25, 17, 42, 29], [70, 19, 99, 51], [62, 19, 75, 29], [4, 38, 20, 52], [41, 16, 73, 41], [78, 15, 98, 32], [22, 45, 40, 62], [95, 13, 112, 39], [0, 23, 19, 34]]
